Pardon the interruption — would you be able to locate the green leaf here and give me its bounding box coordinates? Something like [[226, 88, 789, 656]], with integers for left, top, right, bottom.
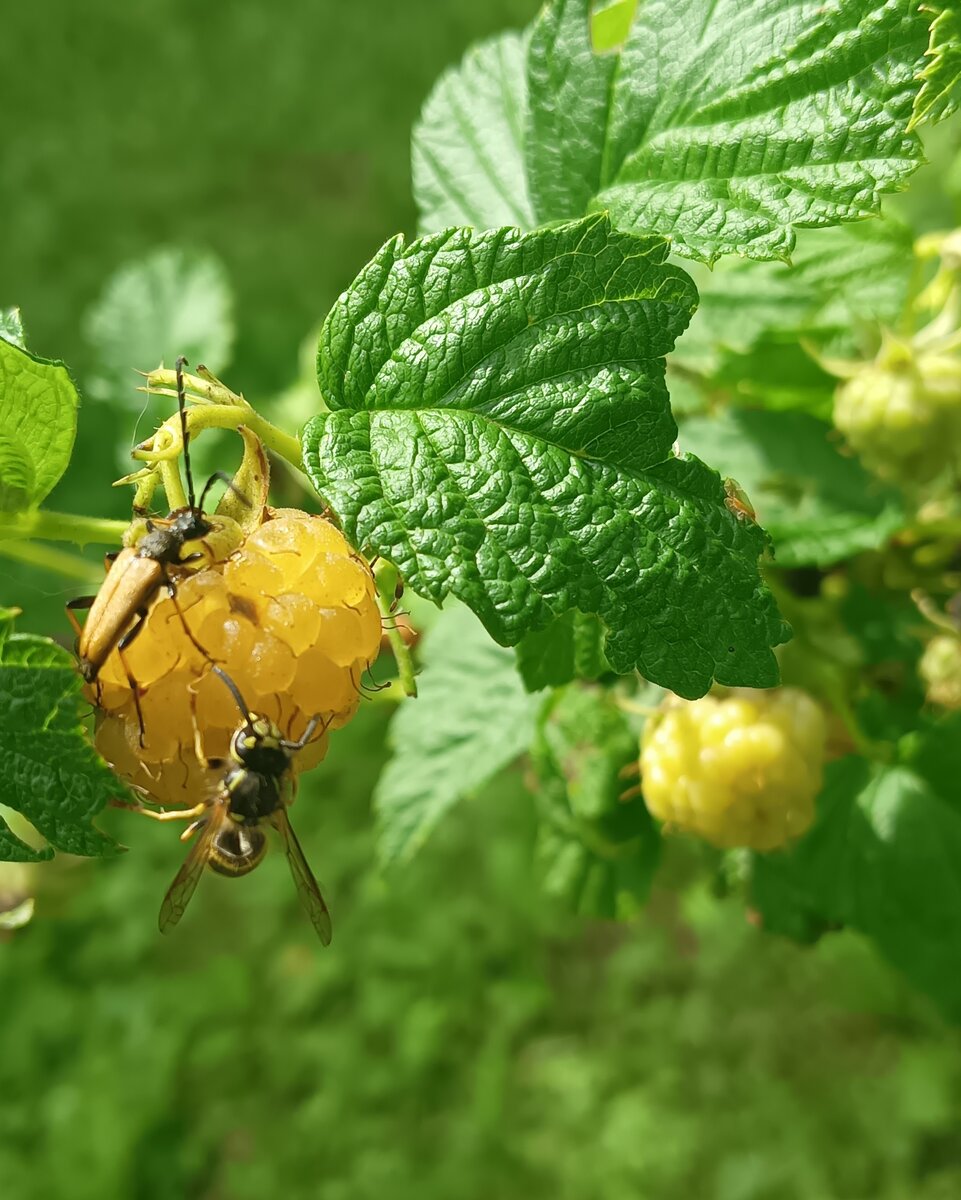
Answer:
[[373, 604, 541, 865], [84, 247, 234, 406], [525, 0, 927, 262], [0, 307, 25, 350], [531, 685, 659, 918], [0, 618, 124, 862], [679, 409, 906, 567], [752, 757, 961, 1018], [911, 4, 961, 128], [305, 216, 789, 698], [413, 31, 535, 235], [516, 610, 609, 692], [0, 338, 78, 510]]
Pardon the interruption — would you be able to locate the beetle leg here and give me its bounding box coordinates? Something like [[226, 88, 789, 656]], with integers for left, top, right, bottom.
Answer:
[[163, 571, 218, 665], [117, 614, 148, 746], [65, 594, 94, 640]]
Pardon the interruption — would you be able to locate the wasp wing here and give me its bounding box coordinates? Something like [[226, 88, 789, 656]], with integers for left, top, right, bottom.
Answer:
[[272, 810, 332, 945], [158, 814, 220, 934]]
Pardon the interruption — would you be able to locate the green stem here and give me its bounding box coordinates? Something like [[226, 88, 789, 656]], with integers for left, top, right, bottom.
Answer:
[[0, 509, 129, 547], [0, 538, 102, 583], [374, 561, 418, 699]]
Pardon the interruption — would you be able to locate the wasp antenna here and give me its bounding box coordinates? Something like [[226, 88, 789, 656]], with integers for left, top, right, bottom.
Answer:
[[211, 665, 254, 726], [175, 355, 196, 511]]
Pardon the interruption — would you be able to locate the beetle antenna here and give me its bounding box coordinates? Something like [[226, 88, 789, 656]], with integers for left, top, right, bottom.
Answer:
[[175, 355, 196, 511], [211, 666, 253, 727]]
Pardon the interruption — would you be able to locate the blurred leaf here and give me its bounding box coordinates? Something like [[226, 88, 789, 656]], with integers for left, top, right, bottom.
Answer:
[[516, 610, 609, 691], [911, 4, 961, 128], [899, 711, 961, 799], [413, 31, 535, 234], [0, 307, 25, 349], [532, 685, 659, 917], [0, 338, 78, 510], [0, 611, 123, 860], [83, 247, 234, 407], [590, 0, 637, 51], [679, 409, 906, 567], [305, 215, 789, 698], [675, 218, 915, 380], [752, 756, 961, 1018], [374, 604, 541, 864], [525, 0, 927, 262]]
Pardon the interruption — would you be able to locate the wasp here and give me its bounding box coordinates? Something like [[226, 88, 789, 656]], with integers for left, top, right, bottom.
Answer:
[[140, 667, 333, 943], [68, 357, 241, 728]]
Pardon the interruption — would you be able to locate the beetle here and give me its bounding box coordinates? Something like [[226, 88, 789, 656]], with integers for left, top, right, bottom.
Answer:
[[135, 666, 333, 942], [67, 357, 241, 729]]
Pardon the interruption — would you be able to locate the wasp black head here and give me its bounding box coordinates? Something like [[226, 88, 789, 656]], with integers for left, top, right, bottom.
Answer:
[[230, 718, 292, 778], [208, 823, 268, 877]]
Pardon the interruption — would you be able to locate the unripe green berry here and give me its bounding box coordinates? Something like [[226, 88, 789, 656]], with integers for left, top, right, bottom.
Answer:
[[919, 635, 961, 710]]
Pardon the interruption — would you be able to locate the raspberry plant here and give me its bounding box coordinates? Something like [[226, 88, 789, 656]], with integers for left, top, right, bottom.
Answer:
[[3, 0, 961, 1017]]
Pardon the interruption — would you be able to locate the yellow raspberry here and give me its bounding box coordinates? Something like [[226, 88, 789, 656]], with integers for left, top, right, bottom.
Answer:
[[640, 688, 827, 851], [919, 635, 961, 710], [89, 508, 381, 807]]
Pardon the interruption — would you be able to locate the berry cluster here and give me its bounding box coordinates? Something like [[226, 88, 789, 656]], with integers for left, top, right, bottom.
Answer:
[[640, 689, 827, 851], [832, 324, 961, 487], [91, 507, 382, 808]]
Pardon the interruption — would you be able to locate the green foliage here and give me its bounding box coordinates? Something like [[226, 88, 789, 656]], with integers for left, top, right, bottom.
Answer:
[[83, 247, 234, 407], [679, 409, 907, 567], [0, 611, 122, 860], [531, 684, 659, 916], [417, 0, 931, 262], [412, 31, 535, 234], [515, 610, 609, 691], [752, 754, 961, 1017], [0, 338, 77, 511], [912, 4, 961, 128], [305, 214, 789, 696], [374, 604, 541, 864]]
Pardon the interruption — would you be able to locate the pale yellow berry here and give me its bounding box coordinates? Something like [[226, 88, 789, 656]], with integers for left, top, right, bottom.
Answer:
[[640, 688, 827, 851]]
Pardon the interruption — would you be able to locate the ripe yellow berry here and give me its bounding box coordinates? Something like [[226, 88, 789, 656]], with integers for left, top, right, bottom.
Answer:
[[640, 688, 827, 851], [89, 508, 382, 807], [919, 635, 961, 710]]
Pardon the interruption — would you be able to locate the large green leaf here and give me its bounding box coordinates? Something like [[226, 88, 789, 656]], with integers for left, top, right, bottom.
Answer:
[[531, 684, 660, 918], [413, 31, 535, 235], [304, 216, 789, 698], [528, 0, 928, 262], [752, 756, 961, 1018], [84, 247, 234, 406], [679, 409, 906, 567], [0, 338, 78, 511], [0, 613, 124, 861], [373, 604, 541, 865], [911, 4, 961, 128]]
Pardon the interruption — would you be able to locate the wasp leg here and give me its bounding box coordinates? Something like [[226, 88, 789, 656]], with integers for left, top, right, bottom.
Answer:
[[132, 801, 208, 824], [65, 594, 94, 640], [188, 687, 225, 771]]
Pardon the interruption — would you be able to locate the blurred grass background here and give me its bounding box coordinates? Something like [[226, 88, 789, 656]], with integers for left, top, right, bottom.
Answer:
[[3, 2, 961, 1197]]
